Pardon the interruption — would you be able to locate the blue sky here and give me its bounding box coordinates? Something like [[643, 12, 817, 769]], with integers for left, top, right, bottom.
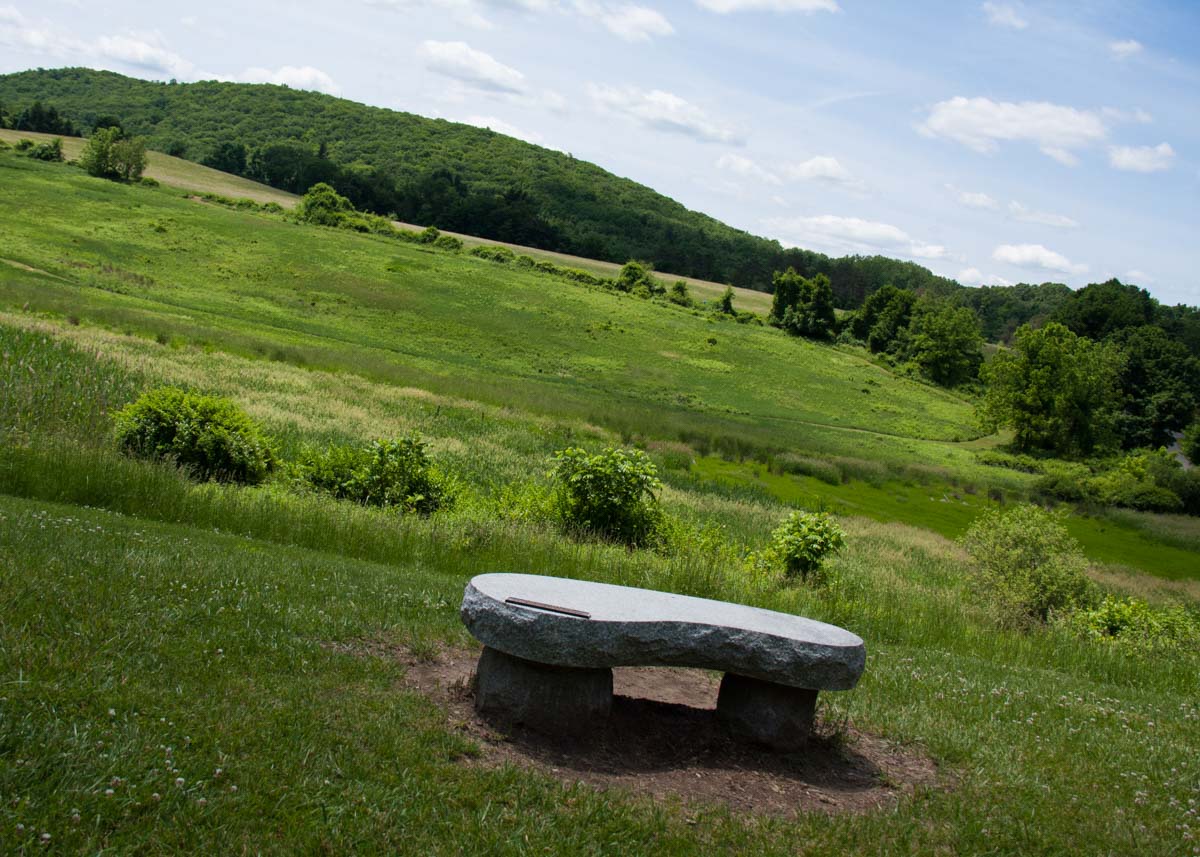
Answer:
[[2, 0, 1197, 304]]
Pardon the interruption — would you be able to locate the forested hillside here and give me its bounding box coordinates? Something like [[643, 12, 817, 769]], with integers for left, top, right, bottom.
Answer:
[[0, 67, 955, 302]]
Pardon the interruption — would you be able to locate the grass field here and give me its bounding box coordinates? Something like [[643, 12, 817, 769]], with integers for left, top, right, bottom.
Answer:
[[0, 129, 769, 310], [1, 145, 1198, 854]]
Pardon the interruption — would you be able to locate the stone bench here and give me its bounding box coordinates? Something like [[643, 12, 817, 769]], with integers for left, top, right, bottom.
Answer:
[[459, 573, 866, 751]]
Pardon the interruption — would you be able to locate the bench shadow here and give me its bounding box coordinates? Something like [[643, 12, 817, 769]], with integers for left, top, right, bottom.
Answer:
[[479, 692, 886, 794]]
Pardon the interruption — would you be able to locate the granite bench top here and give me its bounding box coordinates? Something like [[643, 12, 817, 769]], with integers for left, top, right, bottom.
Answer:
[[460, 573, 865, 691]]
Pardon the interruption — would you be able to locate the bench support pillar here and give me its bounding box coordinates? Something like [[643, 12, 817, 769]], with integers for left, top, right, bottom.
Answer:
[[717, 673, 818, 752], [474, 646, 612, 735]]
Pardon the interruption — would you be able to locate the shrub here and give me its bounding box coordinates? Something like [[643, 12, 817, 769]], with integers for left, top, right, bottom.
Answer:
[[616, 261, 660, 294], [433, 234, 463, 252], [469, 245, 516, 264], [296, 182, 355, 227], [14, 138, 35, 152], [768, 511, 846, 581], [80, 128, 146, 180], [25, 138, 63, 162], [114, 387, 275, 484], [550, 446, 663, 547], [294, 435, 451, 514], [667, 280, 692, 307], [959, 504, 1095, 625], [1058, 595, 1200, 652], [417, 226, 440, 244], [139, 176, 160, 187]]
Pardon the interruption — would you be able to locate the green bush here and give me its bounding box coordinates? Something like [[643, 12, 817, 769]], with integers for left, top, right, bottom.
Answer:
[[25, 138, 63, 162], [433, 234, 463, 252], [768, 511, 846, 581], [296, 182, 355, 227], [959, 504, 1095, 625], [550, 446, 663, 547], [114, 387, 275, 484], [469, 245, 516, 264], [294, 435, 451, 514], [1182, 420, 1200, 466], [1058, 595, 1200, 652], [416, 226, 440, 244]]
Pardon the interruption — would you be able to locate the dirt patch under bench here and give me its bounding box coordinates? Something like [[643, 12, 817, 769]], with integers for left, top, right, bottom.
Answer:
[[330, 639, 945, 818]]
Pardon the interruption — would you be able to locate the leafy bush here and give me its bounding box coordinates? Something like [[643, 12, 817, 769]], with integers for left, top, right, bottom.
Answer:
[[615, 260, 656, 293], [959, 504, 1095, 625], [550, 446, 663, 547], [297, 182, 355, 227], [416, 226, 441, 244], [768, 511, 846, 581], [469, 245, 516, 264], [433, 234, 463, 252], [13, 138, 34, 152], [114, 387, 275, 484], [80, 127, 146, 180], [139, 176, 160, 187], [1058, 595, 1200, 653], [24, 137, 63, 162], [295, 435, 451, 514]]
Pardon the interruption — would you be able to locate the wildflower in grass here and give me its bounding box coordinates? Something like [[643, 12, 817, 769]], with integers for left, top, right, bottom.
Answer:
[[175, 777, 185, 787]]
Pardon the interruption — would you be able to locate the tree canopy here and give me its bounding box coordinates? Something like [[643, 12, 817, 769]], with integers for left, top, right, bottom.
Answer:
[[979, 323, 1122, 458]]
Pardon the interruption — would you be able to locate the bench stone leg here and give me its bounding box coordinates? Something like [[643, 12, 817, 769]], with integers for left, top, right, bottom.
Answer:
[[716, 673, 818, 752], [474, 646, 612, 735]]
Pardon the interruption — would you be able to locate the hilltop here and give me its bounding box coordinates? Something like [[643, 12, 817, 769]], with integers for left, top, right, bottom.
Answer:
[[0, 67, 957, 301]]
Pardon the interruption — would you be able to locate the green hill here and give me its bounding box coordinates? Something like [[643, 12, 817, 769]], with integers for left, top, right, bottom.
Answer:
[[0, 67, 957, 301]]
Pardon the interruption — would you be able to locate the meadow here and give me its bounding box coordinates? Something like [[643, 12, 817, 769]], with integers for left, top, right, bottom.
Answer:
[[1, 147, 1198, 854]]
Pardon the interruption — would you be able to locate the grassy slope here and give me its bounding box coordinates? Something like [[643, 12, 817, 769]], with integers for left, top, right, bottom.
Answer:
[[1, 153, 1198, 854], [0, 153, 979, 460], [4, 152, 1196, 578], [0, 128, 295, 205], [0, 127, 768, 311]]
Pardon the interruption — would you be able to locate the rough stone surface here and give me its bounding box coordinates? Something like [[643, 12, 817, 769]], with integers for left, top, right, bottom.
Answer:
[[474, 646, 612, 734], [716, 673, 819, 751], [460, 573, 865, 691]]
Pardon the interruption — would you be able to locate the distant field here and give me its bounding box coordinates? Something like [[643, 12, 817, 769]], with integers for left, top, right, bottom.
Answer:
[[0, 129, 296, 205], [0, 152, 984, 471], [0, 128, 767, 311]]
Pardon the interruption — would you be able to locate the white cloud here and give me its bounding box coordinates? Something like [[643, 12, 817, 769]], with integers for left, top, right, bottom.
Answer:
[[1007, 201, 1078, 228], [1108, 142, 1174, 173], [982, 2, 1027, 30], [919, 96, 1107, 164], [947, 184, 999, 210], [463, 114, 544, 144], [696, 0, 838, 12], [94, 32, 198, 78], [239, 65, 341, 95], [782, 155, 862, 190], [420, 40, 526, 94], [588, 84, 741, 143], [1110, 39, 1143, 60], [716, 153, 780, 184], [958, 267, 1013, 287], [1124, 269, 1154, 284], [765, 214, 944, 260], [992, 243, 1087, 275], [574, 2, 673, 41]]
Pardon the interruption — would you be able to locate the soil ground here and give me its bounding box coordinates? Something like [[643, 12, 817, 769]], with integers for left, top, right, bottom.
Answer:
[[332, 640, 944, 818]]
